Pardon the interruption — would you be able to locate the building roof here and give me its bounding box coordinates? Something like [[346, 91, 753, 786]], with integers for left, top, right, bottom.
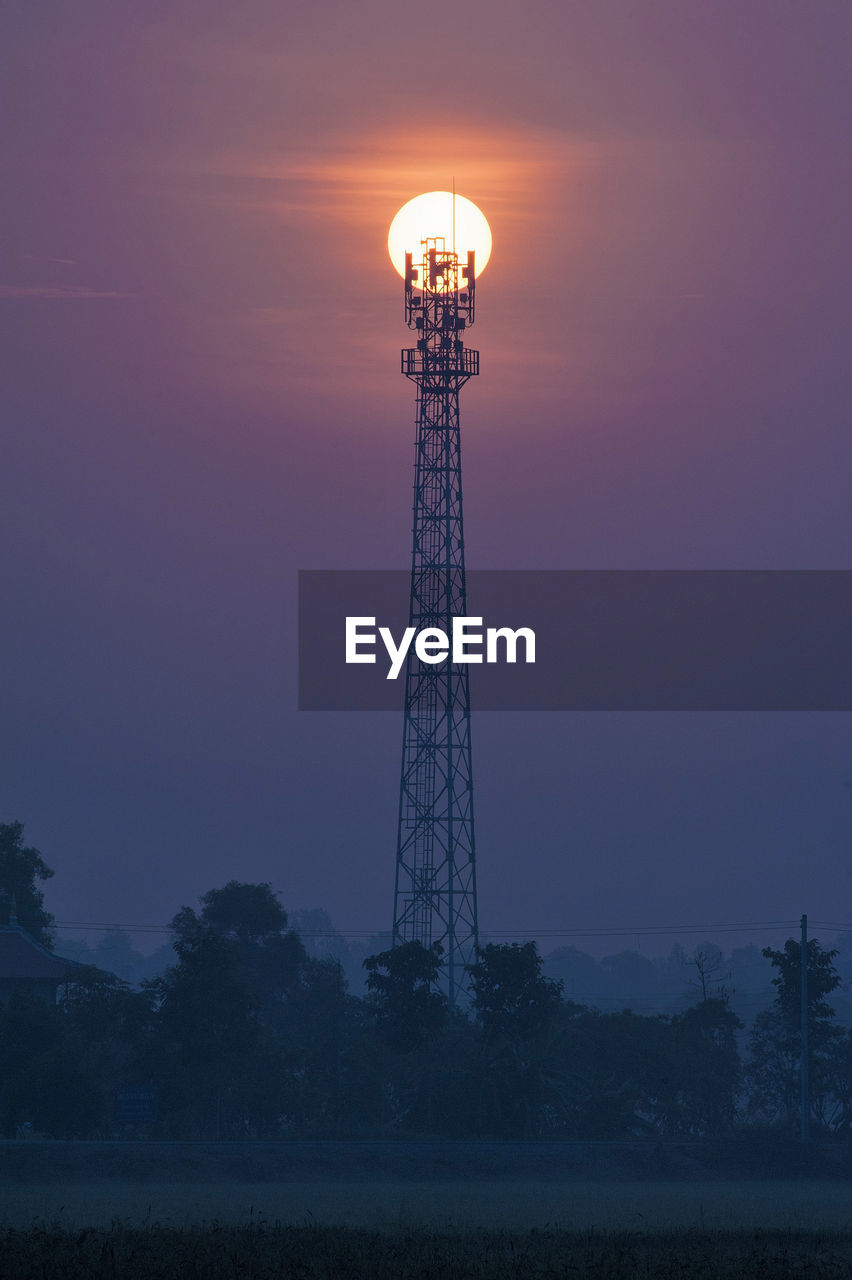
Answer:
[[0, 922, 85, 982]]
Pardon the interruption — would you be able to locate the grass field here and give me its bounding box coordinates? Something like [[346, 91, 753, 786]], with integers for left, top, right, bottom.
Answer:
[[3, 1144, 852, 1276], [3, 1223, 852, 1279], [3, 1177, 852, 1232]]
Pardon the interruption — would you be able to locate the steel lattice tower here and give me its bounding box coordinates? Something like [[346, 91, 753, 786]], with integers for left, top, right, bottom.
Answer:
[[393, 240, 479, 1005]]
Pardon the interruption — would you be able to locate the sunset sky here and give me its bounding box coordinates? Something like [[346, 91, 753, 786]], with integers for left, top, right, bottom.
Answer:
[[2, 1, 850, 955]]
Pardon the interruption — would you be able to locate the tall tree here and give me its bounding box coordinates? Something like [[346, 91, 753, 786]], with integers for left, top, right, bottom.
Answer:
[[148, 882, 308, 1137], [150, 927, 271, 1137], [747, 937, 843, 1131], [462, 943, 566, 1138], [0, 821, 54, 945]]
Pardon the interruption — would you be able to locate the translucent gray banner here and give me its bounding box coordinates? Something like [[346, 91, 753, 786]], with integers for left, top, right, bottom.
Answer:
[[298, 570, 852, 711]]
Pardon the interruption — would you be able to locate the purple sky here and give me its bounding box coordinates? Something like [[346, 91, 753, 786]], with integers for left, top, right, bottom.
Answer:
[[1, 2, 850, 957]]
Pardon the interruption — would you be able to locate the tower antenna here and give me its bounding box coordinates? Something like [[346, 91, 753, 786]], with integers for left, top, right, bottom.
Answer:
[[395, 217, 480, 1005]]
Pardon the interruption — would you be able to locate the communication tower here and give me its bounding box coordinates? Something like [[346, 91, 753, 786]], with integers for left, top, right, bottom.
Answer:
[[393, 240, 479, 1005]]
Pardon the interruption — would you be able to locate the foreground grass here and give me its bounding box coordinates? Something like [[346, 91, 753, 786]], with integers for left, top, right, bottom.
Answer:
[[3, 1224, 852, 1279], [3, 1178, 852, 1232]]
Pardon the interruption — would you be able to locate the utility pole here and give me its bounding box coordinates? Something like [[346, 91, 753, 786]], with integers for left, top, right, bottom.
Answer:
[[800, 912, 809, 1142]]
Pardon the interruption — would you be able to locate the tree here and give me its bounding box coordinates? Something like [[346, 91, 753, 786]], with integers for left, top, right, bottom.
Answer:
[[169, 881, 309, 1029], [598, 949, 659, 1007], [150, 925, 282, 1138], [181, 881, 290, 944], [0, 993, 100, 1138], [664, 998, 742, 1136], [746, 937, 843, 1132], [147, 882, 309, 1137], [763, 937, 841, 1031], [542, 945, 603, 1004], [92, 929, 141, 983], [0, 821, 54, 945], [468, 941, 563, 1041], [458, 943, 566, 1138], [363, 941, 447, 1053], [59, 967, 156, 1134], [553, 1007, 669, 1139], [685, 945, 731, 1004]]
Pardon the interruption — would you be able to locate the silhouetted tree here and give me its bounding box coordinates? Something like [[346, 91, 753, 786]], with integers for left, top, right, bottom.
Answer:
[[468, 941, 563, 1041], [685, 945, 731, 1004], [169, 881, 309, 1030], [149, 928, 263, 1136], [282, 954, 378, 1133], [59, 967, 156, 1134], [663, 998, 742, 1135], [148, 883, 311, 1137], [181, 881, 289, 943], [460, 943, 565, 1137], [598, 950, 659, 1007], [554, 1007, 670, 1138], [364, 941, 447, 1053], [746, 937, 844, 1131], [0, 821, 54, 945], [542, 945, 602, 1003], [0, 994, 99, 1137]]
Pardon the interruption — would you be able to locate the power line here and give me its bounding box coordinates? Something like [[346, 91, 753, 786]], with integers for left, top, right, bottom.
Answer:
[[47, 916, 850, 940]]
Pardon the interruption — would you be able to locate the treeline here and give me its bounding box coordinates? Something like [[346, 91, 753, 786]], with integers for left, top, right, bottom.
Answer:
[[55, 917, 775, 1016], [52, 911, 852, 1029], [4, 877, 852, 1141]]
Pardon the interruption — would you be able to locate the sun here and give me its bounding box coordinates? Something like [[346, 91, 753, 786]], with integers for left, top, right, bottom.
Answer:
[[388, 192, 492, 285]]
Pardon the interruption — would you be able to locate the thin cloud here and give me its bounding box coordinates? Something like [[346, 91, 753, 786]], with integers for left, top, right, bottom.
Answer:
[[23, 255, 78, 266], [0, 285, 129, 300], [201, 123, 583, 225]]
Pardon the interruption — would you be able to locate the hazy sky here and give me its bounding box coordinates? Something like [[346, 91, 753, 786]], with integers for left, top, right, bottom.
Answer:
[[2, 1, 850, 957]]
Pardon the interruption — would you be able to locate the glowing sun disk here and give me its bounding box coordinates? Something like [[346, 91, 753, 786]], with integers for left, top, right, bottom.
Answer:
[[388, 192, 492, 285]]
